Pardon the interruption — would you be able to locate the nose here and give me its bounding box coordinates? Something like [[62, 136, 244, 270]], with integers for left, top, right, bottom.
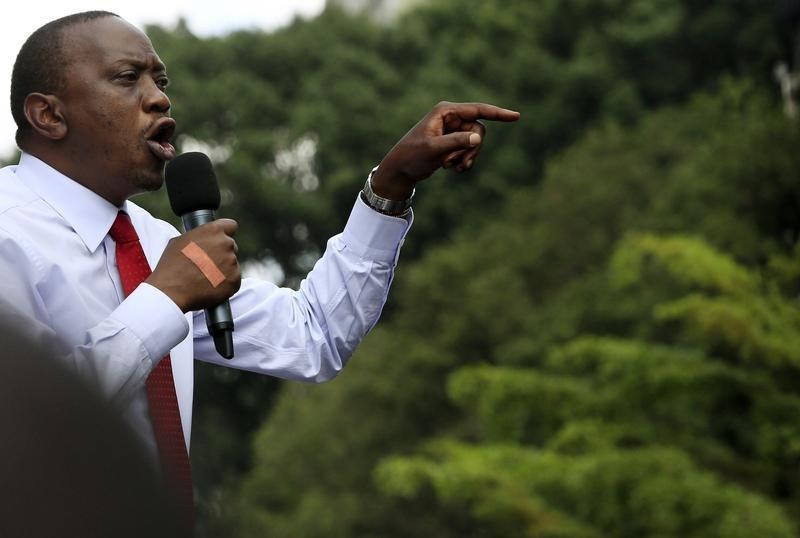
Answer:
[[144, 79, 171, 114]]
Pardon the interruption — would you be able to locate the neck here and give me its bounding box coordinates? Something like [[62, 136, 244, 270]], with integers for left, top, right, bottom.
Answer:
[[22, 144, 129, 206]]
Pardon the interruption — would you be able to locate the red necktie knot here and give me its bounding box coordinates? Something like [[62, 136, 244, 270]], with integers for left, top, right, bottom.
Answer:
[[109, 211, 139, 244]]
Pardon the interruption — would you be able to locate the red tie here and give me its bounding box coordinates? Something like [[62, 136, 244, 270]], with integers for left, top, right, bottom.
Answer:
[[109, 211, 194, 530]]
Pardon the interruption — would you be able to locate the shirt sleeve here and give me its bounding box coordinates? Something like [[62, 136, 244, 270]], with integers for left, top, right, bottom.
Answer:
[[192, 196, 412, 382], [0, 233, 189, 407]]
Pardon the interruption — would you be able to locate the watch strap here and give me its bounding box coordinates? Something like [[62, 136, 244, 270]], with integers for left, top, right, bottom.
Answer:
[[361, 166, 414, 217]]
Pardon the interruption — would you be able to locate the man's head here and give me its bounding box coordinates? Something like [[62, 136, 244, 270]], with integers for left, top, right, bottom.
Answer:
[[10, 12, 177, 205], [10, 11, 116, 148]]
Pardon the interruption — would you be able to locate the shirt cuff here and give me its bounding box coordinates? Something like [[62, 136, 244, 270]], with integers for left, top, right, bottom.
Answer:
[[108, 282, 190, 362], [341, 195, 413, 263]]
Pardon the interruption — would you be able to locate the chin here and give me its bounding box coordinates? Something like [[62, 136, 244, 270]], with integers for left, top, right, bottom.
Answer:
[[131, 169, 165, 194], [142, 178, 165, 192]]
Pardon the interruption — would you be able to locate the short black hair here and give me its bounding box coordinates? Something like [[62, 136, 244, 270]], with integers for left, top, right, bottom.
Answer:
[[10, 11, 119, 148]]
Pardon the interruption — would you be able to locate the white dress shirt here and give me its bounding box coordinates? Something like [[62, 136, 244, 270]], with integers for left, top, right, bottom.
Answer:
[[0, 153, 411, 455]]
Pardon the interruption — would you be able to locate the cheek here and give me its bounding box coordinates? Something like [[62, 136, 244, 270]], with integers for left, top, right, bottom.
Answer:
[[91, 92, 139, 129], [94, 110, 143, 153], [96, 106, 125, 132]]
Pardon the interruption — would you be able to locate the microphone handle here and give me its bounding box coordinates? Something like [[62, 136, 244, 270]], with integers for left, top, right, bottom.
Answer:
[[181, 210, 234, 359]]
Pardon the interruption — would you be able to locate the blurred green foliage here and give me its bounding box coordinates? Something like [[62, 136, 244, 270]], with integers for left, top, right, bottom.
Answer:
[[3, 0, 795, 535], [145, 2, 799, 536]]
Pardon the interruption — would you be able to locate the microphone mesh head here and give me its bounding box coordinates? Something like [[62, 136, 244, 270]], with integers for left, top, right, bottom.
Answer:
[[165, 152, 221, 215]]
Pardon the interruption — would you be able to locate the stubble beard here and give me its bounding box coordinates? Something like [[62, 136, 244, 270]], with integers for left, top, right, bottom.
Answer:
[[130, 165, 165, 195]]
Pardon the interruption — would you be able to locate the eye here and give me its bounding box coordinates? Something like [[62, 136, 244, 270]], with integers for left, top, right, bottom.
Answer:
[[116, 70, 139, 83], [156, 76, 170, 90]]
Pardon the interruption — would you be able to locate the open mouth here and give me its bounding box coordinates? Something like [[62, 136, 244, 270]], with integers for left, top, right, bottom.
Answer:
[[146, 118, 177, 161]]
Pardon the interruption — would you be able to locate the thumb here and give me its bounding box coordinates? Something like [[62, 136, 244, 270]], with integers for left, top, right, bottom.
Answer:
[[430, 131, 482, 157]]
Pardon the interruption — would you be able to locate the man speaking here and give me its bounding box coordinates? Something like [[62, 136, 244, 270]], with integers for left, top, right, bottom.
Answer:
[[0, 10, 519, 531]]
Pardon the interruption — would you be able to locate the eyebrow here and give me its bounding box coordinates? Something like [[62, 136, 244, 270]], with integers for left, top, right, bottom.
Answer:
[[111, 57, 167, 73]]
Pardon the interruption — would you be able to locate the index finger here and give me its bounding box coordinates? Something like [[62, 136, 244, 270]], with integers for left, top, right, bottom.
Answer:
[[444, 102, 520, 122], [215, 218, 239, 237]]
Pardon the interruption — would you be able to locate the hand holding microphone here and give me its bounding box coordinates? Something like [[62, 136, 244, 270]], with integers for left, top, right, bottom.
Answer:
[[146, 152, 239, 359]]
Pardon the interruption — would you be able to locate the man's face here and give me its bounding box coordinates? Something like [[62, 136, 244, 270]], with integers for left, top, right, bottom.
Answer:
[[57, 17, 176, 203]]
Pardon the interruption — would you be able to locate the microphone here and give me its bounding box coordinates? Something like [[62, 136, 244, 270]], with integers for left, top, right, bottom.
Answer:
[[165, 152, 234, 359]]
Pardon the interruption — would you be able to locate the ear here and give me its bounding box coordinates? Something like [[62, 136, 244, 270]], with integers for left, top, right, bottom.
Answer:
[[23, 93, 67, 141]]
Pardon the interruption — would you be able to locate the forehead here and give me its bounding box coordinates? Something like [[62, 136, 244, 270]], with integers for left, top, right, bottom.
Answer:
[[61, 16, 164, 70]]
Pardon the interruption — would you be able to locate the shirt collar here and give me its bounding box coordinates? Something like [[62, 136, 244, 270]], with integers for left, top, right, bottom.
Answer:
[[15, 152, 133, 253]]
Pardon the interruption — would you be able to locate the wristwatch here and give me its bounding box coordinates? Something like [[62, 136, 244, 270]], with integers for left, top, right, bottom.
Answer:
[[361, 166, 414, 217]]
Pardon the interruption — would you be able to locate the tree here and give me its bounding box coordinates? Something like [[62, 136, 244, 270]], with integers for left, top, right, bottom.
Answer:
[[226, 82, 800, 536], [125, 1, 795, 534]]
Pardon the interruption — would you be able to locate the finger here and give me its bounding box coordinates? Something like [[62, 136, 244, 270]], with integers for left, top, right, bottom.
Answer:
[[456, 144, 482, 172], [429, 131, 481, 157], [443, 149, 467, 168], [442, 111, 463, 132], [215, 218, 239, 237], [438, 102, 520, 123], [459, 121, 486, 169], [442, 121, 485, 170]]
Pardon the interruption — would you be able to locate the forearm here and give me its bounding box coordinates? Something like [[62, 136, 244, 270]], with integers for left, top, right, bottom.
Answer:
[[194, 196, 411, 380], [2, 284, 189, 406]]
